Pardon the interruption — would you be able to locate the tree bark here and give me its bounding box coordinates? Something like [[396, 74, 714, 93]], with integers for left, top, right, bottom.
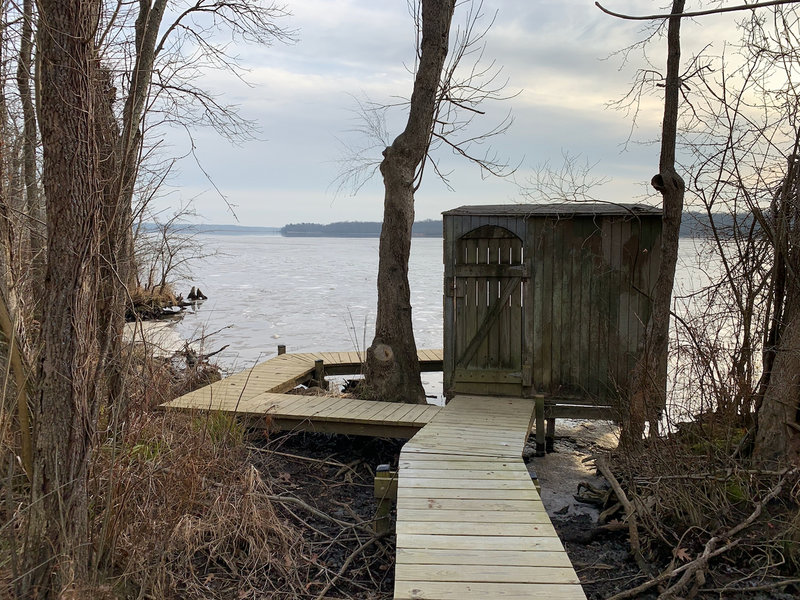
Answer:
[[16, 0, 45, 317], [99, 0, 167, 416], [621, 0, 686, 448], [754, 156, 800, 466], [365, 0, 456, 403], [754, 282, 800, 464], [25, 1, 104, 595]]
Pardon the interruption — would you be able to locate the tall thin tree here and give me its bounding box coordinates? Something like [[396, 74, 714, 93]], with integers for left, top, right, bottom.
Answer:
[[25, 0, 105, 595], [365, 0, 457, 403]]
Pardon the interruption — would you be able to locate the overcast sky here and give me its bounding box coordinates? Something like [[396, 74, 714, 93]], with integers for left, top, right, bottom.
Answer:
[[156, 0, 743, 227]]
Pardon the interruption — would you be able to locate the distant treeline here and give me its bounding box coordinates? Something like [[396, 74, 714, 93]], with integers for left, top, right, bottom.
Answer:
[[281, 219, 442, 237], [679, 211, 757, 238], [281, 213, 751, 239], [138, 222, 282, 235], [137, 211, 754, 239]]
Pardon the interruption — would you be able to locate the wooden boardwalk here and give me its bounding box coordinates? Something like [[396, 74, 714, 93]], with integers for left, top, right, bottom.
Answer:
[[161, 349, 443, 438], [394, 395, 586, 600], [161, 351, 586, 598]]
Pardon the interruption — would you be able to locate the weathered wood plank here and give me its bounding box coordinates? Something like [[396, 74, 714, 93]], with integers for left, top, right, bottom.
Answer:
[[396, 497, 543, 512], [394, 564, 580, 584], [369, 401, 413, 423], [551, 219, 563, 392], [398, 469, 532, 481], [394, 581, 587, 600], [268, 418, 420, 439], [399, 478, 534, 490], [396, 548, 572, 567], [396, 521, 558, 537], [397, 509, 550, 523], [396, 534, 565, 552], [398, 459, 525, 471]]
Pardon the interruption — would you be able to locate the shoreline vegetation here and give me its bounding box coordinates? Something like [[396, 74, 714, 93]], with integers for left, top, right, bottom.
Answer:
[[281, 219, 442, 237], [142, 211, 746, 238]]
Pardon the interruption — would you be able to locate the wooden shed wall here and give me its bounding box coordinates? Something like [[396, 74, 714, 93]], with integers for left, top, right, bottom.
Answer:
[[525, 214, 661, 401], [443, 210, 662, 406]]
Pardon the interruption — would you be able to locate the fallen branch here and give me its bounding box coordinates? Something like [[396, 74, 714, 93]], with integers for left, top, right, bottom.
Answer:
[[249, 446, 362, 480], [198, 344, 229, 361], [607, 468, 797, 600], [701, 577, 800, 594], [596, 456, 649, 573], [607, 543, 739, 600], [657, 468, 795, 600], [266, 494, 372, 534], [313, 534, 383, 600]]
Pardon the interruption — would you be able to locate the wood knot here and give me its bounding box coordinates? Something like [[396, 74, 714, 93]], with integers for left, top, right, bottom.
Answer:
[[651, 173, 666, 193], [372, 343, 394, 365]]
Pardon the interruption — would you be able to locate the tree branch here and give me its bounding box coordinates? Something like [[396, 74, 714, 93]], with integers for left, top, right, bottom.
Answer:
[[596, 457, 649, 573], [596, 0, 800, 22]]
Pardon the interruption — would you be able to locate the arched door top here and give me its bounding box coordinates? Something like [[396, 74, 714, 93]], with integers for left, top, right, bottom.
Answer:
[[460, 224, 521, 241]]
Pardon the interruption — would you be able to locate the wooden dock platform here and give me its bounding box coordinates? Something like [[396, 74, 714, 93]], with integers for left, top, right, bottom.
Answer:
[[164, 389, 441, 438], [167, 348, 442, 404], [161, 349, 443, 438], [394, 395, 586, 600]]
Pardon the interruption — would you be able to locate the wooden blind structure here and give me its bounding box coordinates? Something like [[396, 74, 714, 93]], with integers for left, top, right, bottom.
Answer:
[[443, 203, 663, 417]]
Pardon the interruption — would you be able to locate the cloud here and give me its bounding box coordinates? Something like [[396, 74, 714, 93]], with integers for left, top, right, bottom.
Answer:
[[155, 0, 741, 226]]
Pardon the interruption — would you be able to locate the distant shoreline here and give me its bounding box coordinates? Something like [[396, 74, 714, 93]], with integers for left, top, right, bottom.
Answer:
[[140, 211, 749, 239], [280, 219, 442, 238], [281, 232, 442, 238]]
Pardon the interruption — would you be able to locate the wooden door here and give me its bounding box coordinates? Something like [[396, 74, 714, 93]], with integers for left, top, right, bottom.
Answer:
[[448, 225, 528, 396]]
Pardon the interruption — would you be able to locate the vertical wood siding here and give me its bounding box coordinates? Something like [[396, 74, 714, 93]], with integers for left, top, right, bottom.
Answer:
[[443, 210, 662, 408]]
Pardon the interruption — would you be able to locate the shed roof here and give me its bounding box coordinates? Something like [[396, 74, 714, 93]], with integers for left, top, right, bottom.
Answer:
[[442, 202, 661, 218]]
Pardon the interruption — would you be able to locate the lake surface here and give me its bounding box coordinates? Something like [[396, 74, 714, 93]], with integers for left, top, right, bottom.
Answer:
[[174, 235, 445, 394], [172, 234, 708, 399]]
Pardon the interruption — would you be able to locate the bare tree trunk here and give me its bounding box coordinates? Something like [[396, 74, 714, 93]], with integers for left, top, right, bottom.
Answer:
[[754, 154, 797, 421], [365, 0, 455, 403], [16, 0, 45, 319], [0, 9, 33, 480], [0, 11, 16, 298], [621, 0, 686, 448], [754, 156, 800, 465], [754, 282, 800, 464], [116, 0, 168, 280], [99, 1, 168, 415], [25, 1, 104, 595]]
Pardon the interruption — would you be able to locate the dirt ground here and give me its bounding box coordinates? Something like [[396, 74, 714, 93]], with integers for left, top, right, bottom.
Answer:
[[523, 420, 651, 599], [251, 431, 404, 598]]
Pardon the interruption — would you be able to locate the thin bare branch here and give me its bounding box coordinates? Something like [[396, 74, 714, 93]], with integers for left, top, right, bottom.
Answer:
[[596, 0, 800, 22]]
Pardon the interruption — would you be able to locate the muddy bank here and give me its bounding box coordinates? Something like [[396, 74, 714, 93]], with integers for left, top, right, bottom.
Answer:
[[524, 420, 646, 599]]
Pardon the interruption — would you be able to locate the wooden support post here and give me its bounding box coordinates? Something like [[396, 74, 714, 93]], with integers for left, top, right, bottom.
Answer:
[[374, 464, 397, 535], [529, 466, 542, 495], [314, 359, 328, 390], [277, 344, 286, 355], [546, 417, 556, 453], [535, 395, 545, 456]]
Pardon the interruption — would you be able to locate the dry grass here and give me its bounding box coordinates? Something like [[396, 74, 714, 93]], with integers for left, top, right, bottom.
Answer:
[[129, 284, 178, 308], [87, 343, 311, 599], [91, 411, 309, 599], [127, 284, 182, 320], [1, 344, 314, 600]]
